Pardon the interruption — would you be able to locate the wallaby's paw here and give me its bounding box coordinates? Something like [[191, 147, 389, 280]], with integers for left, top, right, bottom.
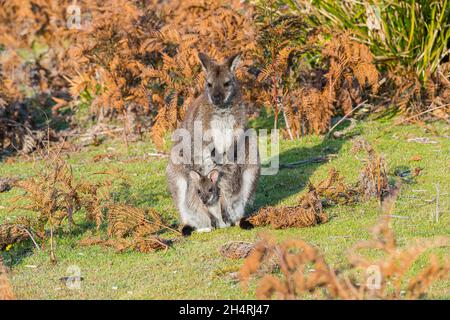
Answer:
[[196, 227, 212, 233], [210, 216, 219, 229], [181, 225, 195, 237], [239, 218, 254, 230], [221, 212, 233, 226]]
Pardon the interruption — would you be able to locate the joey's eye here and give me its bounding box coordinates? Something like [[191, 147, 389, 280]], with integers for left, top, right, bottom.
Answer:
[[208, 188, 213, 193], [197, 190, 201, 195], [207, 82, 212, 88], [224, 81, 230, 87]]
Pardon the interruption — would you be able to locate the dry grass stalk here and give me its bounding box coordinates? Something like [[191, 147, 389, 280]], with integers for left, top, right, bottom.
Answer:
[[357, 146, 389, 200]]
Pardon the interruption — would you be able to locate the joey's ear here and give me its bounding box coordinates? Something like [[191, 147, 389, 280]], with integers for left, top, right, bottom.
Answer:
[[208, 169, 220, 185], [226, 53, 241, 72], [198, 52, 213, 72], [189, 171, 201, 181]]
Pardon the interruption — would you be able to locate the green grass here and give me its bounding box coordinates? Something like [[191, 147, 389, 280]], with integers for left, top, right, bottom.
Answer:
[[0, 119, 448, 299]]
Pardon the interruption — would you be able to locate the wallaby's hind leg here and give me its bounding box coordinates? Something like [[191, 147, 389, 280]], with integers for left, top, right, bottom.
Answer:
[[240, 166, 259, 210], [207, 212, 219, 229], [207, 200, 230, 228], [217, 198, 233, 226], [221, 211, 233, 226], [222, 165, 260, 225]]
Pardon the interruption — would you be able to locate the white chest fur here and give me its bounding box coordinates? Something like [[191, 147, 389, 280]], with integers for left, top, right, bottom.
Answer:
[[209, 112, 236, 155]]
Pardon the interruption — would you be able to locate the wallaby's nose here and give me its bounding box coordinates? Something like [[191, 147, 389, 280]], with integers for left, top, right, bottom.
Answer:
[[201, 196, 209, 204], [212, 93, 224, 105]]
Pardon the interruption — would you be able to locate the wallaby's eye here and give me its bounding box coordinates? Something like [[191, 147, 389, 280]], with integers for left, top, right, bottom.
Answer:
[[208, 188, 213, 193], [207, 82, 212, 88], [224, 81, 231, 87], [197, 190, 201, 195]]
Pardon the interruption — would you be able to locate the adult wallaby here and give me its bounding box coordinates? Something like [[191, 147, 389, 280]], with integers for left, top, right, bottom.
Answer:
[[166, 52, 260, 235]]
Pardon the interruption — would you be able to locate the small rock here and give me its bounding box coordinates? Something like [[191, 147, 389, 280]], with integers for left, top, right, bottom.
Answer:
[[407, 137, 438, 144], [0, 178, 17, 193]]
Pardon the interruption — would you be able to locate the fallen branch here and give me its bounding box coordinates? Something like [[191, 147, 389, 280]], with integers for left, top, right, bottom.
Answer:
[[332, 118, 357, 138], [326, 100, 367, 138], [143, 152, 169, 158], [280, 156, 330, 169]]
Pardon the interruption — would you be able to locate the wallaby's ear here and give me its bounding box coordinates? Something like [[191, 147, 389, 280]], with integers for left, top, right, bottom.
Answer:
[[198, 52, 213, 72], [208, 169, 220, 185], [226, 53, 241, 72], [189, 170, 201, 181]]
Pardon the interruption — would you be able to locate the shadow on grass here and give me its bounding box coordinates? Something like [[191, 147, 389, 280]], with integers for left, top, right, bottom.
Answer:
[[250, 136, 347, 213]]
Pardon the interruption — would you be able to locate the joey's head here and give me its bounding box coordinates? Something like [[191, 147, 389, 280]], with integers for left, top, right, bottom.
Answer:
[[189, 169, 220, 206], [198, 52, 241, 108]]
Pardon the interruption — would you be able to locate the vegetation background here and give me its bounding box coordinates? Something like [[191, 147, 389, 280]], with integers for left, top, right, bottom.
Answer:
[[0, 0, 449, 300]]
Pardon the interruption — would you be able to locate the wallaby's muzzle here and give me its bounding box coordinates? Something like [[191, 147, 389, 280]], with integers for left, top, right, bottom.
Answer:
[[212, 93, 226, 107]]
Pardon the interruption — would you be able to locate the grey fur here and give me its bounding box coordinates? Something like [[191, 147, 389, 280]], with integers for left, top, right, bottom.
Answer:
[[166, 52, 260, 232]]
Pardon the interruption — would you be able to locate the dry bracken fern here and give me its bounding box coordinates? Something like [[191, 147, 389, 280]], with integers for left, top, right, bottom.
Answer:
[[240, 188, 449, 300], [248, 184, 327, 229]]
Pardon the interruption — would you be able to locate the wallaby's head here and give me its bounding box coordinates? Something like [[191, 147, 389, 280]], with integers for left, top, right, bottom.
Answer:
[[198, 52, 241, 108], [189, 169, 220, 205]]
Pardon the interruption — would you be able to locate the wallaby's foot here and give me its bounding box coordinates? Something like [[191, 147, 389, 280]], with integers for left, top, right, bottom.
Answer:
[[239, 218, 254, 230], [209, 215, 219, 229], [196, 227, 212, 233], [221, 210, 233, 226], [181, 225, 195, 237]]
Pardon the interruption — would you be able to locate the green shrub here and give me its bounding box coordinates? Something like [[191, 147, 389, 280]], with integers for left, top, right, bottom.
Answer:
[[278, 0, 450, 82]]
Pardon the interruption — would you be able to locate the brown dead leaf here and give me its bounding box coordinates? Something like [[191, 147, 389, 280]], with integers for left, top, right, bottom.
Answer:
[[412, 167, 423, 177]]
